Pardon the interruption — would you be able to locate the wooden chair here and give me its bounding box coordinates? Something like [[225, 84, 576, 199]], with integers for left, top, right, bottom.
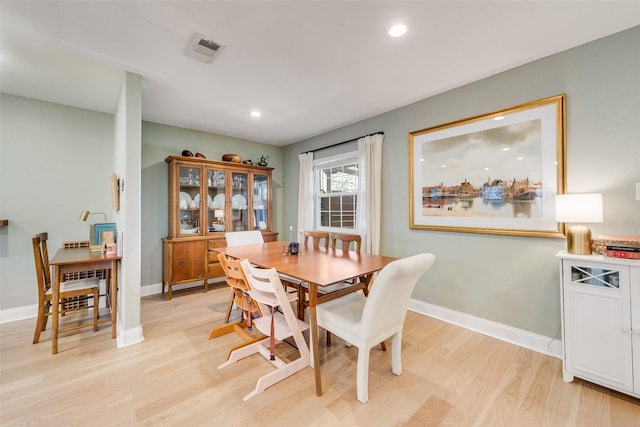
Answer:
[[218, 259, 309, 401], [61, 240, 108, 313], [223, 230, 264, 322], [316, 253, 436, 403], [331, 233, 361, 252], [208, 253, 266, 360], [32, 233, 100, 345], [304, 231, 329, 249], [281, 231, 331, 316]]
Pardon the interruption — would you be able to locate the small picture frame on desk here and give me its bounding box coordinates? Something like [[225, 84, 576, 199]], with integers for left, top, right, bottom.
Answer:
[[92, 223, 117, 246]]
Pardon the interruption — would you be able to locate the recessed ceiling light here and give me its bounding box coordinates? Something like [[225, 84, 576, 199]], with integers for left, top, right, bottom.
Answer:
[[250, 111, 261, 117], [389, 24, 407, 37], [494, 116, 505, 121]]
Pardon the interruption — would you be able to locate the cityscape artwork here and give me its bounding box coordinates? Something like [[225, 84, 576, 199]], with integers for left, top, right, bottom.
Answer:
[[409, 95, 566, 238]]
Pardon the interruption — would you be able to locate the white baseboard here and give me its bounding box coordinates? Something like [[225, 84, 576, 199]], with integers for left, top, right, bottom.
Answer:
[[0, 287, 562, 359], [141, 278, 225, 298], [408, 298, 562, 359], [117, 321, 144, 348], [0, 304, 38, 324]]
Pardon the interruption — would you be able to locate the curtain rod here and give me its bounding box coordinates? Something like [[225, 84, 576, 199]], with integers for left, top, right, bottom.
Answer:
[[303, 131, 384, 154]]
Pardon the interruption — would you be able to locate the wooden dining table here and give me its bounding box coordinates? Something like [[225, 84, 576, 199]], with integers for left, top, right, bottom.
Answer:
[[49, 248, 121, 354], [218, 240, 397, 396]]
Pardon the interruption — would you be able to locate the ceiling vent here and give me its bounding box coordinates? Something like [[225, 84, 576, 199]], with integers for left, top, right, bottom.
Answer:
[[184, 33, 224, 64]]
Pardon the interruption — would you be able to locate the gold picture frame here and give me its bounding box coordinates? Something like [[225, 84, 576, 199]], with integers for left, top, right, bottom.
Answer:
[[409, 94, 566, 237]]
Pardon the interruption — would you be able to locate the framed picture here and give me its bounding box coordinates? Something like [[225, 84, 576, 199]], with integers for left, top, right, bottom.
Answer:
[[409, 94, 566, 237], [92, 223, 117, 246]]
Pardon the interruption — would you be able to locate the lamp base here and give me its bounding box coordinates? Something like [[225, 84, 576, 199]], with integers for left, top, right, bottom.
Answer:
[[567, 224, 592, 255]]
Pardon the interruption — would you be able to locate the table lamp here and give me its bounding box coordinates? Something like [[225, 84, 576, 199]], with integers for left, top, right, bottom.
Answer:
[[80, 210, 109, 246], [555, 194, 603, 255]]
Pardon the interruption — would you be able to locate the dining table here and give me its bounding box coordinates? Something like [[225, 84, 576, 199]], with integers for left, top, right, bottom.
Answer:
[[49, 247, 121, 354], [218, 240, 397, 396]]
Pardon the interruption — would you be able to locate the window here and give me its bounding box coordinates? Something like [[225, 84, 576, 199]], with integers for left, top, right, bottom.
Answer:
[[315, 153, 358, 231]]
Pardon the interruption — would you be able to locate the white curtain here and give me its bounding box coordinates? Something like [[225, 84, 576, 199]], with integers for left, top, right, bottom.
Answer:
[[296, 152, 314, 241], [356, 133, 383, 254]]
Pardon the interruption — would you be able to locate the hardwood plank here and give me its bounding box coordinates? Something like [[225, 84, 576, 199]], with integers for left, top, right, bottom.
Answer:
[[1, 286, 639, 426]]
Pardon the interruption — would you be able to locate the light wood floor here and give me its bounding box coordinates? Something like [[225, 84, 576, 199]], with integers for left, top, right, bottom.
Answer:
[[1, 284, 639, 426]]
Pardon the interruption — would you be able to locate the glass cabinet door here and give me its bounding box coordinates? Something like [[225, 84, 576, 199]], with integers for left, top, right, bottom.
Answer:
[[231, 171, 249, 231], [206, 168, 227, 233], [178, 165, 202, 236], [253, 173, 269, 230]]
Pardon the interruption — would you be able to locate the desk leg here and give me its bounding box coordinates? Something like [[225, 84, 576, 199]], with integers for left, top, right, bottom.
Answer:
[[309, 282, 322, 396], [52, 265, 60, 355], [111, 261, 118, 339]]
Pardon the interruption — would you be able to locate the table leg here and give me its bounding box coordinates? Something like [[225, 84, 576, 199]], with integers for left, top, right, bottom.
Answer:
[[309, 282, 322, 396], [52, 265, 60, 355], [111, 261, 118, 339]]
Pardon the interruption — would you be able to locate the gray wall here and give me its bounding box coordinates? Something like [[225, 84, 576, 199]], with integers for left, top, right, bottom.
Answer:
[[140, 121, 285, 288], [0, 94, 114, 310], [282, 27, 640, 338]]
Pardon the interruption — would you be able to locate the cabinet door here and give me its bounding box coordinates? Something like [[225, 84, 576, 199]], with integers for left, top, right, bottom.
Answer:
[[230, 171, 250, 231], [631, 266, 640, 394], [252, 173, 270, 231], [177, 164, 203, 236], [205, 167, 227, 234], [562, 260, 633, 392], [171, 241, 205, 282]]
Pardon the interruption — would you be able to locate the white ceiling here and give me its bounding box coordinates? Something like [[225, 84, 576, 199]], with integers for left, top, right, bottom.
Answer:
[[1, 1, 639, 146]]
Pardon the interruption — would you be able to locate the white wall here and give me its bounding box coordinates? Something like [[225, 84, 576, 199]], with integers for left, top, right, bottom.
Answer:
[[114, 72, 144, 346]]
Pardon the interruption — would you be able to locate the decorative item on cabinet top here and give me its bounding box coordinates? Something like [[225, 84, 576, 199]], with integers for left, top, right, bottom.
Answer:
[[165, 155, 273, 170], [222, 153, 242, 163]]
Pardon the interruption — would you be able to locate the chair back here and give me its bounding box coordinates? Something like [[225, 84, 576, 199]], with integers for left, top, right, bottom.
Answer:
[[239, 258, 281, 295], [331, 233, 361, 252], [359, 253, 435, 341], [217, 253, 251, 292], [225, 230, 264, 247], [32, 232, 51, 299], [303, 231, 329, 249]]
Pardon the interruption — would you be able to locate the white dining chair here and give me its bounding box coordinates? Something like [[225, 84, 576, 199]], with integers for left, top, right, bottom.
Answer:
[[224, 230, 264, 247], [218, 259, 310, 401], [315, 252, 436, 403]]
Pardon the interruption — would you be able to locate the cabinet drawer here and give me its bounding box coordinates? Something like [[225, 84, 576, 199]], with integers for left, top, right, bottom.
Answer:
[[208, 239, 226, 250]]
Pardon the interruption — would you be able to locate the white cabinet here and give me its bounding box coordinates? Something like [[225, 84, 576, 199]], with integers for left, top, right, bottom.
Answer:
[[557, 251, 640, 398]]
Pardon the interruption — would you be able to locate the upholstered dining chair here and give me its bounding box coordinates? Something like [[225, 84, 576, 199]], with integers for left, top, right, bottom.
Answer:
[[315, 252, 436, 403], [32, 232, 100, 345], [208, 253, 266, 360], [223, 230, 265, 322], [218, 259, 309, 401], [224, 230, 264, 247]]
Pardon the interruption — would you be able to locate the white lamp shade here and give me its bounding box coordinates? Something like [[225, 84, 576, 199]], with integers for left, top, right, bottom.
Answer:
[[214, 209, 224, 218], [555, 193, 603, 223]]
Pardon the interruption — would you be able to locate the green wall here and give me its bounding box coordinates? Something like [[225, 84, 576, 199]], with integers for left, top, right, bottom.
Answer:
[[282, 26, 640, 338], [140, 122, 285, 287]]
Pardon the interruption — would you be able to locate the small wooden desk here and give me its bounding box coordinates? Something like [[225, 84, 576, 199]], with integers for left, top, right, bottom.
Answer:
[[219, 241, 396, 396], [49, 248, 121, 354]]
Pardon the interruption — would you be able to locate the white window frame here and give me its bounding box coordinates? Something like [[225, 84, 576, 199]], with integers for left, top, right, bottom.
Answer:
[[314, 152, 359, 233]]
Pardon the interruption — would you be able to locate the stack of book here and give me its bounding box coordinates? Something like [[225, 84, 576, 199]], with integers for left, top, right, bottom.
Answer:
[[597, 235, 640, 260]]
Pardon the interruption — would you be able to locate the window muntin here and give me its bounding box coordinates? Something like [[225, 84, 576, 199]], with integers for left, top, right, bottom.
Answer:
[[315, 155, 358, 231]]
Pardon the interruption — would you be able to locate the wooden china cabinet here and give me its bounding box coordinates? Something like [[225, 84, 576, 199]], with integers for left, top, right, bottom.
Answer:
[[162, 155, 277, 299]]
